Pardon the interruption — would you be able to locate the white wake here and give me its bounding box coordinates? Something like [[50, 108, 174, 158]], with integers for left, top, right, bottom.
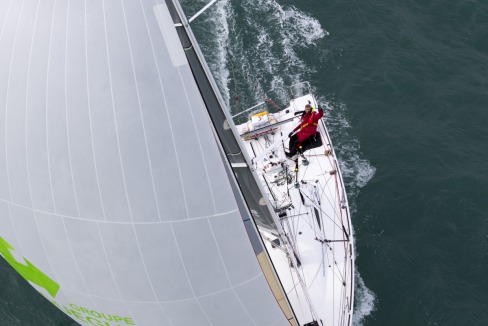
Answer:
[[186, 0, 377, 324]]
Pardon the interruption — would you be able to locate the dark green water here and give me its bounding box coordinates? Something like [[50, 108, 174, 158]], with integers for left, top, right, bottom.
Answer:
[[1, 0, 488, 325]]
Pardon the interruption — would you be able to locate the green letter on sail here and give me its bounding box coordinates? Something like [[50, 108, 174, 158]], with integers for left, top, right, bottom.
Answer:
[[0, 237, 60, 298]]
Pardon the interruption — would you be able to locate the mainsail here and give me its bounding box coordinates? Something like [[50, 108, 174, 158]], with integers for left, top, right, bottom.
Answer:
[[0, 0, 292, 325]]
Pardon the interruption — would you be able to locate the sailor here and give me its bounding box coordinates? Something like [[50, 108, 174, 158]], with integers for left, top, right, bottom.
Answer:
[[286, 104, 324, 158]]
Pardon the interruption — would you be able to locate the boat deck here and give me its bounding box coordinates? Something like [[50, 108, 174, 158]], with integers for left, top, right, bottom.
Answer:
[[235, 94, 354, 326]]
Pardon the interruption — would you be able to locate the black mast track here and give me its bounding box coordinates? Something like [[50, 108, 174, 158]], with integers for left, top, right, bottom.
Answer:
[[164, 0, 278, 233]]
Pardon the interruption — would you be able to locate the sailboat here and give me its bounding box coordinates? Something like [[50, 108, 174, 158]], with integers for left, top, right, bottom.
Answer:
[[0, 0, 354, 325]]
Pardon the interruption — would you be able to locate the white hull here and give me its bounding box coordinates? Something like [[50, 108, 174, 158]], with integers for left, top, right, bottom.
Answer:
[[236, 92, 355, 325]]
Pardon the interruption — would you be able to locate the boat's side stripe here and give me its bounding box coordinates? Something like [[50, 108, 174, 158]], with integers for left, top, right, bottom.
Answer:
[[257, 252, 298, 326]]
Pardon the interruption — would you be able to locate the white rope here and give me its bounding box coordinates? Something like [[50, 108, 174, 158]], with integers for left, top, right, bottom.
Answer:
[[231, 101, 266, 118], [188, 0, 218, 23]]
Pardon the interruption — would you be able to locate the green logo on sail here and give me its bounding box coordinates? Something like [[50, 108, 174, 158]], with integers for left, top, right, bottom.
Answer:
[[0, 236, 136, 325], [0, 236, 60, 298]]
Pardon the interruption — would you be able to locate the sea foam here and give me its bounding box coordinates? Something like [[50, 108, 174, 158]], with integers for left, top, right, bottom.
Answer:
[[191, 0, 377, 324]]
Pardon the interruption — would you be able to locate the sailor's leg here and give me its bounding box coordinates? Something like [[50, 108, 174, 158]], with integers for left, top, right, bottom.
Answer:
[[287, 134, 299, 157]]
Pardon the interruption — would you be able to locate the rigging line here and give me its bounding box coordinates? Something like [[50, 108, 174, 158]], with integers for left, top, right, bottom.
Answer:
[[311, 139, 332, 176], [331, 160, 346, 229], [283, 212, 309, 219], [314, 186, 326, 241], [337, 254, 350, 283], [232, 101, 266, 119], [254, 154, 301, 271], [334, 161, 352, 237], [298, 187, 320, 238], [287, 188, 304, 246], [280, 202, 296, 250], [290, 207, 300, 248], [283, 231, 301, 269], [321, 240, 326, 277], [296, 269, 319, 321], [249, 141, 257, 157], [330, 241, 337, 325], [283, 214, 297, 258], [331, 258, 348, 287], [284, 163, 292, 198], [328, 254, 347, 288], [261, 233, 287, 255], [322, 242, 343, 282], [265, 97, 282, 113], [300, 185, 344, 231], [295, 218, 310, 284], [253, 135, 266, 153], [341, 259, 352, 304], [304, 153, 333, 158], [280, 132, 292, 198], [286, 257, 303, 309], [285, 201, 301, 253], [280, 205, 298, 249], [317, 206, 343, 232], [188, 0, 218, 23], [317, 175, 337, 207], [264, 133, 272, 148], [263, 172, 278, 203], [286, 203, 312, 233], [306, 255, 325, 292], [320, 198, 327, 253], [290, 210, 299, 252], [260, 135, 271, 152], [285, 261, 318, 322], [338, 276, 349, 324], [262, 172, 286, 200], [331, 161, 345, 214], [288, 216, 316, 316], [286, 181, 321, 312], [316, 238, 349, 244], [311, 205, 319, 239], [317, 177, 346, 229]]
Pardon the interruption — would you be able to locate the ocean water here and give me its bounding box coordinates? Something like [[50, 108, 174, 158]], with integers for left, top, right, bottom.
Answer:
[[1, 0, 488, 325]]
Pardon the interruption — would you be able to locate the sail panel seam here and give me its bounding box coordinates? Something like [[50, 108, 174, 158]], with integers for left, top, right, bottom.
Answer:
[[0, 199, 238, 224], [59, 272, 263, 304]]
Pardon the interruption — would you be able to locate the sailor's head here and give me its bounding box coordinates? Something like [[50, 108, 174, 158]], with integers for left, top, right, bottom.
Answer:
[[305, 104, 312, 113]]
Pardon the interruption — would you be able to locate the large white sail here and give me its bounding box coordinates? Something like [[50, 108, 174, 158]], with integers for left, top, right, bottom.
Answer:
[[0, 0, 292, 325]]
